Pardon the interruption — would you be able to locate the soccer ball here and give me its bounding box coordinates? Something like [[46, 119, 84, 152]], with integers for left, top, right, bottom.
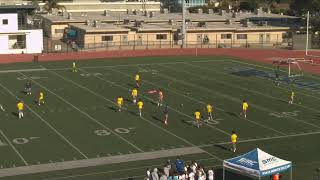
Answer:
[[180, 104, 184, 107]]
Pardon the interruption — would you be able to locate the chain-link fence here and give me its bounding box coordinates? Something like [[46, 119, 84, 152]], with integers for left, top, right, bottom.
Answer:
[[43, 34, 295, 53]]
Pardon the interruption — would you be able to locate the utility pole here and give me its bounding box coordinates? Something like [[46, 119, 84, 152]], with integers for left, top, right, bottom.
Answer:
[[182, 0, 187, 48], [306, 11, 310, 56]]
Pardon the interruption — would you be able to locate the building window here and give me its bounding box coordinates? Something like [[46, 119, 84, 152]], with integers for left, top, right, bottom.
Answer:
[[156, 34, 167, 40], [55, 29, 64, 33], [237, 34, 247, 39], [221, 34, 232, 39], [2, 19, 8, 25], [8, 35, 26, 49], [102, 35, 113, 41]]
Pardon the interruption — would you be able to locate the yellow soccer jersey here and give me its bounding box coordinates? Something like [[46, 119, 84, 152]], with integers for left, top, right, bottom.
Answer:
[[17, 102, 24, 110], [242, 102, 248, 110], [132, 89, 138, 97], [194, 111, 201, 120], [39, 92, 44, 99], [72, 62, 76, 68], [206, 104, 213, 113], [137, 101, 143, 109], [135, 74, 140, 81], [117, 97, 123, 105], [231, 134, 238, 143], [291, 91, 295, 98]]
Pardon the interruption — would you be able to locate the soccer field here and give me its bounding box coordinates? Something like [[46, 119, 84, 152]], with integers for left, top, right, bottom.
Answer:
[[0, 56, 319, 180]]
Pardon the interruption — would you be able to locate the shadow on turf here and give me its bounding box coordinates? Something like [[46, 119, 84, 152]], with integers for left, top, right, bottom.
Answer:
[[214, 144, 230, 151], [11, 112, 18, 117], [108, 106, 118, 112], [151, 115, 162, 123]]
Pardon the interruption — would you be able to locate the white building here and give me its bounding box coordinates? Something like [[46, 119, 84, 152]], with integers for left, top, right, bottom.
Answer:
[[0, 13, 43, 54]]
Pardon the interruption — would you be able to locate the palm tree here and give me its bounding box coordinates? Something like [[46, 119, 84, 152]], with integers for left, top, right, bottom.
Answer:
[[43, 0, 66, 14]]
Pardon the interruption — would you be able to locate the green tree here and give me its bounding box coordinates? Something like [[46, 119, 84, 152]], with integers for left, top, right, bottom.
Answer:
[[239, 0, 259, 11], [43, 0, 66, 14]]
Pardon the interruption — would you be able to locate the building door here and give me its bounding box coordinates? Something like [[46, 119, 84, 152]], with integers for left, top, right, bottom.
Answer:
[[259, 34, 264, 44], [266, 33, 271, 44]]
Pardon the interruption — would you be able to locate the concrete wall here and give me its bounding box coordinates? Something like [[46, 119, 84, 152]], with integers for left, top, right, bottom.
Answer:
[[0, 14, 18, 32], [0, 29, 43, 54]]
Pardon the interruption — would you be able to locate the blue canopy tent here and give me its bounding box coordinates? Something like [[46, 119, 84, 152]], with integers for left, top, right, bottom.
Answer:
[[223, 148, 292, 180]]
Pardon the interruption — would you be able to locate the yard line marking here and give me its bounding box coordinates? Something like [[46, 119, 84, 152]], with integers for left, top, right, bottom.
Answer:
[[0, 60, 224, 74], [0, 81, 89, 160], [92, 68, 230, 137], [0, 147, 206, 178], [35, 71, 143, 152], [79, 68, 229, 137], [229, 59, 320, 96], [199, 131, 320, 147], [43, 159, 220, 180], [185, 62, 320, 112], [77, 68, 223, 161], [155, 64, 320, 130], [0, 68, 47, 73], [230, 59, 320, 82], [109, 67, 285, 136], [0, 130, 28, 166]]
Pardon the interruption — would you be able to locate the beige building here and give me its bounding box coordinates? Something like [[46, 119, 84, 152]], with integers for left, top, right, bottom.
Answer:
[[37, 10, 300, 50]]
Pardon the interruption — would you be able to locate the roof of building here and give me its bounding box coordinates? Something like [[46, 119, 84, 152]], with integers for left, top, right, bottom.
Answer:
[[39, 11, 300, 24], [69, 23, 130, 33]]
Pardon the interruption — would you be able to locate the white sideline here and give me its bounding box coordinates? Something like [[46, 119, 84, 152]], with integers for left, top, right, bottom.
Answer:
[[0, 147, 204, 178]]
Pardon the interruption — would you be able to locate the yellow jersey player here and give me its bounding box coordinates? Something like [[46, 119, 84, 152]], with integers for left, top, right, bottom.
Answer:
[[206, 103, 213, 122], [131, 88, 138, 104], [137, 99, 144, 117], [240, 100, 248, 119], [135, 73, 140, 87], [194, 110, 201, 128], [230, 130, 238, 152], [38, 91, 45, 106], [117, 96, 124, 112], [72, 61, 77, 73], [289, 91, 295, 104], [157, 89, 164, 107], [17, 101, 24, 119]]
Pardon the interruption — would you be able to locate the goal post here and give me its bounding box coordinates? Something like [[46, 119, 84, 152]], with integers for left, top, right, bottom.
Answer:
[[287, 58, 313, 78]]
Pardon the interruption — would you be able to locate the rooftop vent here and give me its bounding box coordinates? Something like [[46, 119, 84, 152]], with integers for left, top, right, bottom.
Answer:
[[126, 9, 132, 14], [226, 19, 232, 25], [198, 21, 206, 27], [259, 21, 268, 27], [241, 19, 251, 27], [197, 9, 203, 14], [208, 9, 214, 14], [86, 19, 91, 26], [124, 19, 130, 24], [168, 19, 175, 25], [93, 20, 100, 28], [67, 13, 72, 19], [134, 20, 142, 27], [232, 12, 236, 18], [162, 8, 169, 14], [219, 10, 226, 16], [149, 11, 154, 18], [104, 10, 109, 16], [254, 7, 263, 15]]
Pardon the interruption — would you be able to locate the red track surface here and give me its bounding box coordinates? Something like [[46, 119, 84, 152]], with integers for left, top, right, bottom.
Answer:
[[0, 48, 319, 74]]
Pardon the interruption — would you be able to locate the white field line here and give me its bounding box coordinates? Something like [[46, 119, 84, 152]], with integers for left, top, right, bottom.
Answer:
[[0, 81, 89, 160], [0, 130, 28, 166], [199, 131, 320, 147], [184, 62, 320, 113], [230, 59, 320, 81], [77, 68, 224, 161], [20, 72, 144, 153], [0, 68, 47, 73], [0, 60, 225, 74], [80, 68, 229, 137], [229, 59, 320, 95], [155, 64, 320, 130], [44, 161, 221, 180], [111, 66, 286, 136]]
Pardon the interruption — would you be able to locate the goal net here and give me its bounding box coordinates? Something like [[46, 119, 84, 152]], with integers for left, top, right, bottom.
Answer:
[[272, 58, 313, 78]]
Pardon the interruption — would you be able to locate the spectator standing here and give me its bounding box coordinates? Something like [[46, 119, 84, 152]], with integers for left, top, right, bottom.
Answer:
[[151, 168, 159, 180], [175, 157, 184, 174], [207, 169, 215, 180]]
